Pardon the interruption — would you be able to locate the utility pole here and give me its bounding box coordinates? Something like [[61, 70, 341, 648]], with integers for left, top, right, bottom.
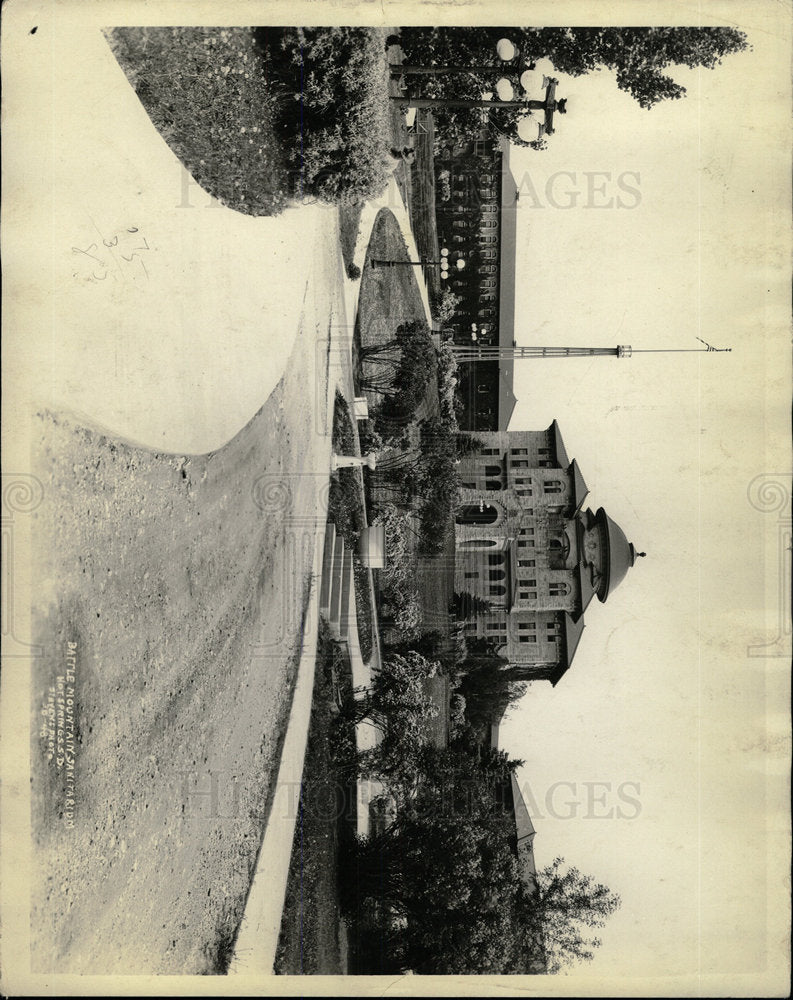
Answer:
[[451, 340, 732, 362]]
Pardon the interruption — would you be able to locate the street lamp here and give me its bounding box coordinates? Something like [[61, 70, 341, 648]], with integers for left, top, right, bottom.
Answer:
[[369, 255, 467, 272], [370, 247, 468, 277], [440, 253, 467, 281]]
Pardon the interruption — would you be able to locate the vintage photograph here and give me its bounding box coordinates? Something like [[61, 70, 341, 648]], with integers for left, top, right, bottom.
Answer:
[[1, 2, 790, 994]]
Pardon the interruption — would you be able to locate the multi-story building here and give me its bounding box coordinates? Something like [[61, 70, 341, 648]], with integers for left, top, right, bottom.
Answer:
[[434, 133, 517, 432], [455, 422, 644, 685]]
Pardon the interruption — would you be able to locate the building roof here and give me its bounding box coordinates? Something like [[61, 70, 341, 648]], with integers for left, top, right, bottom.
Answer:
[[549, 419, 570, 468], [575, 558, 598, 617], [497, 140, 518, 430], [569, 458, 589, 512], [595, 507, 640, 602], [548, 612, 586, 686]]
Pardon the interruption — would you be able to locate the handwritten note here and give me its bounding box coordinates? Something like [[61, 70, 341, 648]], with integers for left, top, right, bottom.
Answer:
[[71, 225, 152, 284]]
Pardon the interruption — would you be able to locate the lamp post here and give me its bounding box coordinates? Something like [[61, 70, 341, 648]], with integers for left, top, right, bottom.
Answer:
[[370, 249, 467, 278], [390, 37, 566, 136]]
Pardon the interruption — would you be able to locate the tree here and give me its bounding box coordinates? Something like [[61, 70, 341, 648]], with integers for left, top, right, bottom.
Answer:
[[343, 651, 440, 797], [433, 288, 462, 326], [345, 743, 541, 973], [529, 857, 622, 972], [399, 27, 749, 142], [359, 320, 436, 433], [451, 590, 492, 619]]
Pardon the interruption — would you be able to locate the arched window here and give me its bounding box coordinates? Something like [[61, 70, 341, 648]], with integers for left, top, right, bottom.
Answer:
[[484, 465, 501, 477], [544, 481, 563, 494], [487, 553, 504, 565], [488, 569, 506, 581], [456, 504, 498, 526], [549, 582, 570, 596], [549, 538, 563, 550], [485, 481, 503, 491], [461, 538, 497, 548], [489, 584, 506, 597]]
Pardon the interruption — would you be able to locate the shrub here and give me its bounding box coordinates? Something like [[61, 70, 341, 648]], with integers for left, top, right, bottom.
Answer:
[[347, 262, 362, 280], [266, 28, 392, 204], [373, 504, 422, 640], [433, 289, 462, 327], [436, 343, 460, 429]]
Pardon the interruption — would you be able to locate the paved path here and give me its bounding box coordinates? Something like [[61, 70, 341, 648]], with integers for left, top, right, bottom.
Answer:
[[11, 21, 334, 455]]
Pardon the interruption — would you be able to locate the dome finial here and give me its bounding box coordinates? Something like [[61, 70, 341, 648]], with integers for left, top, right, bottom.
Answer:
[[637, 551, 646, 558]]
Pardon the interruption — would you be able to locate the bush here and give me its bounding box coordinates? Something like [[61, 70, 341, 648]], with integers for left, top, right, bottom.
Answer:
[[347, 262, 362, 280], [436, 342, 460, 429], [373, 504, 422, 641], [433, 289, 462, 328], [264, 28, 392, 204]]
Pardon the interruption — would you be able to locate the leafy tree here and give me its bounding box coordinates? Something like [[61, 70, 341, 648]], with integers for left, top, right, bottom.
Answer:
[[433, 288, 462, 326], [359, 320, 436, 435], [451, 589, 492, 618], [529, 857, 622, 973], [398, 26, 749, 143], [342, 653, 440, 799], [345, 743, 541, 973]]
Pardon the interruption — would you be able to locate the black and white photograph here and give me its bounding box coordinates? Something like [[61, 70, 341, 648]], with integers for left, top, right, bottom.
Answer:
[[1, 1, 790, 994]]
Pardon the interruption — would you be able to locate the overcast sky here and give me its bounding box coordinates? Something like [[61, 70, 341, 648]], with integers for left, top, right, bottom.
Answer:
[[496, 13, 790, 982]]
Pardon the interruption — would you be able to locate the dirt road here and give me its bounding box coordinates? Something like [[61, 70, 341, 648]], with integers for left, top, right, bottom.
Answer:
[[29, 221, 344, 974]]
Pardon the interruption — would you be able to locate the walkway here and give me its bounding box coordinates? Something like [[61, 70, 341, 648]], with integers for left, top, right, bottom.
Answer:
[[12, 22, 334, 455]]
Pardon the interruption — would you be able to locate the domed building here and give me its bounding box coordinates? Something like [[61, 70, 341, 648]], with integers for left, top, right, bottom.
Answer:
[[455, 421, 644, 684]]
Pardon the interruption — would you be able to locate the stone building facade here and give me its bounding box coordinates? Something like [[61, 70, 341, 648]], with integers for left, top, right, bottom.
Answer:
[[455, 421, 643, 685]]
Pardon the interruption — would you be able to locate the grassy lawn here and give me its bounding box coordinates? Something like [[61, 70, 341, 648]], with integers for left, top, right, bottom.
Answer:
[[407, 112, 442, 313], [328, 392, 374, 661], [106, 26, 391, 216], [356, 208, 436, 417], [274, 623, 358, 974]]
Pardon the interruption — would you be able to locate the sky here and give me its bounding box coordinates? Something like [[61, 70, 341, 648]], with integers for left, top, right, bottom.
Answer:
[[494, 13, 790, 983]]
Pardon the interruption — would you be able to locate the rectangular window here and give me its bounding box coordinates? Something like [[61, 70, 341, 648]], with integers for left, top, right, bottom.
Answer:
[[464, 571, 479, 579], [511, 460, 529, 469], [522, 579, 537, 588], [488, 621, 506, 631], [462, 481, 476, 490], [539, 460, 553, 468], [519, 527, 535, 536], [511, 448, 529, 456], [518, 539, 535, 549], [539, 447, 551, 455], [519, 590, 537, 601], [464, 622, 477, 633], [481, 448, 499, 456], [518, 559, 536, 568], [518, 622, 536, 631], [519, 635, 538, 643]]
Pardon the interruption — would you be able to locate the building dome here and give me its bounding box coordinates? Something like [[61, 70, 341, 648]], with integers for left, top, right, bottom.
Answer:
[[594, 508, 642, 602]]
